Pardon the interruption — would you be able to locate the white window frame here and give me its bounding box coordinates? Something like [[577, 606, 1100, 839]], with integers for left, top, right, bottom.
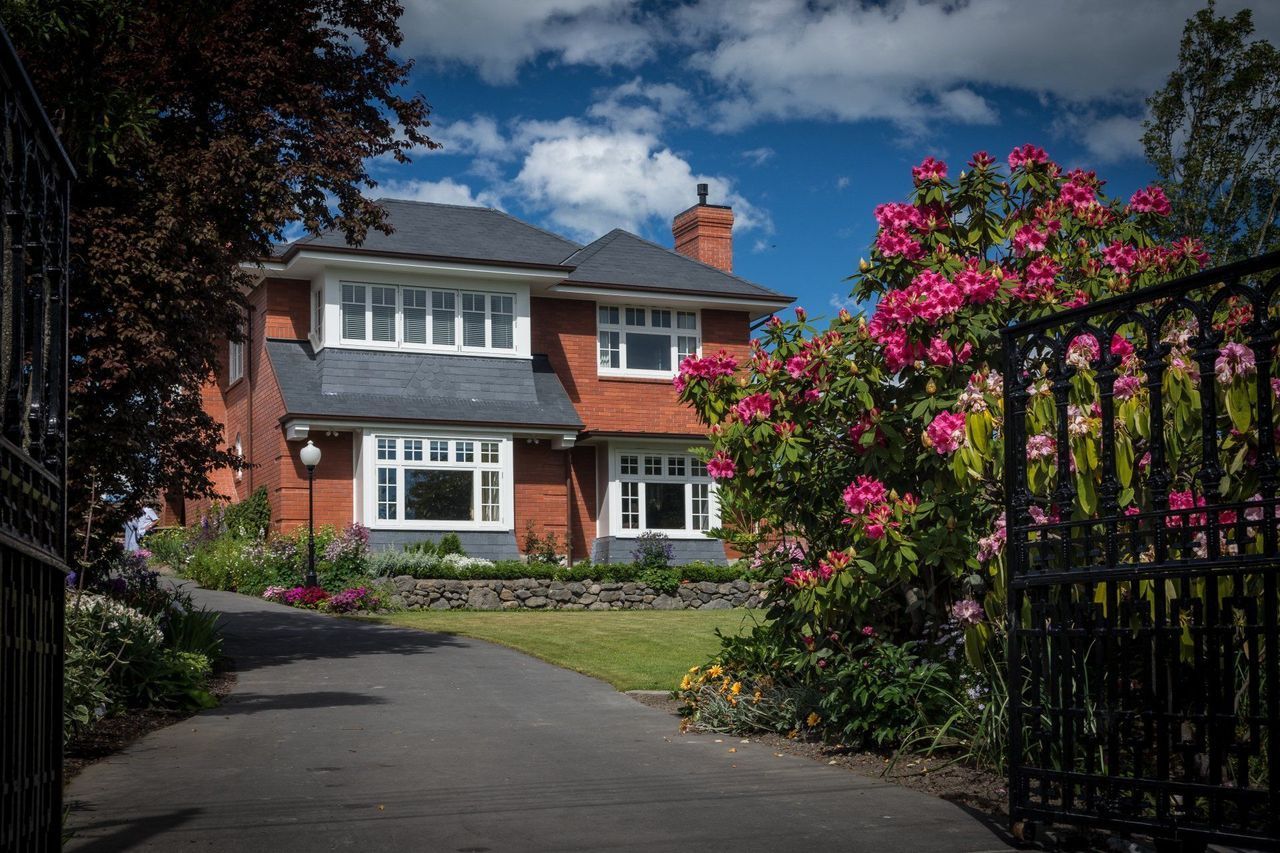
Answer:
[[608, 446, 718, 537], [361, 431, 512, 531], [597, 304, 700, 379], [228, 315, 246, 384], [337, 280, 519, 355]]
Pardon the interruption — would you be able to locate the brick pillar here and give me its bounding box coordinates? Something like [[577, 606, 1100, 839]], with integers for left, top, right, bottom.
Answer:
[[672, 184, 734, 273]]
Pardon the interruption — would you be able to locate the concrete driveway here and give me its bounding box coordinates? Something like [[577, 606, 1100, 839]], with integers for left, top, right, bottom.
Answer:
[[65, 585, 1010, 852]]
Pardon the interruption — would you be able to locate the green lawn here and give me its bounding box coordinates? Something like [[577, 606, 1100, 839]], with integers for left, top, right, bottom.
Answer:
[[361, 609, 767, 691]]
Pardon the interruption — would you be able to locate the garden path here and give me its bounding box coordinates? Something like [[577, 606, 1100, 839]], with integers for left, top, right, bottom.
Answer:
[[64, 584, 1011, 852]]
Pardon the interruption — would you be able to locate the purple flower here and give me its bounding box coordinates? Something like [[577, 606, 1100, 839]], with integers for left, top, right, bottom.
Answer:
[[951, 598, 985, 627]]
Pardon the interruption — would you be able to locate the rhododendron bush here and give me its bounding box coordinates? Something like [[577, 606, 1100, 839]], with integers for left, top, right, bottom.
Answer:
[[677, 144, 1216, 669]]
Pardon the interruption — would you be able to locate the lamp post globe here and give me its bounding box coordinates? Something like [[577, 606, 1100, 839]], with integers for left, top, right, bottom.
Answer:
[[300, 440, 322, 587]]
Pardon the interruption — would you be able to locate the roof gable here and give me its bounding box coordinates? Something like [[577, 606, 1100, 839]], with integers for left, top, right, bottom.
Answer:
[[561, 229, 790, 301]]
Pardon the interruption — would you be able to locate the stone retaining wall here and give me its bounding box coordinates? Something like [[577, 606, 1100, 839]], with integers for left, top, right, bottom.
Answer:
[[388, 576, 771, 611]]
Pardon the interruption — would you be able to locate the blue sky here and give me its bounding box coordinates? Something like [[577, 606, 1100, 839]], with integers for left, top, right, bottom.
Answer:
[[367, 0, 1280, 316]]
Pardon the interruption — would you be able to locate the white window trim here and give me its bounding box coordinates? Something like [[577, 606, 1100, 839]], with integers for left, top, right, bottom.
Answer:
[[228, 316, 245, 384], [606, 445, 718, 538], [334, 278, 519, 356], [359, 430, 513, 532], [597, 303, 700, 379]]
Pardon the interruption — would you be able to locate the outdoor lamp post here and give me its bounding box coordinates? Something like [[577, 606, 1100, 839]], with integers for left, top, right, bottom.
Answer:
[[300, 440, 322, 587]]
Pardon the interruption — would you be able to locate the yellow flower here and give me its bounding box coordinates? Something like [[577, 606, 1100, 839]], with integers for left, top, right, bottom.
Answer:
[[688, 665, 700, 674], [730, 681, 742, 695], [680, 675, 693, 691], [707, 664, 724, 679], [806, 712, 822, 728]]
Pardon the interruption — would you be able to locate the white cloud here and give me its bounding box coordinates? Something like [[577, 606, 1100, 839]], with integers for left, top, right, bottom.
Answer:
[[512, 121, 769, 241], [398, 0, 653, 84], [835, 176, 851, 191], [741, 146, 776, 166], [677, 0, 1280, 131], [1071, 113, 1148, 164], [587, 77, 692, 132], [378, 177, 503, 209], [829, 292, 859, 314], [432, 115, 513, 159]]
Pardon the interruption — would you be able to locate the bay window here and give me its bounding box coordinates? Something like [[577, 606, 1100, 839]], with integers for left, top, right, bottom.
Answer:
[[598, 305, 699, 376], [338, 281, 517, 353], [368, 433, 509, 528], [613, 449, 715, 534]]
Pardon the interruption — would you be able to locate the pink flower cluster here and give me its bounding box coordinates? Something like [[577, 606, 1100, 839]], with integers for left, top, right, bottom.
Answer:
[[1114, 375, 1143, 401], [951, 598, 985, 627], [674, 351, 738, 392], [1215, 342, 1256, 384], [1007, 143, 1050, 171], [707, 451, 736, 480], [1128, 185, 1171, 216], [1026, 433, 1056, 461], [954, 261, 1001, 304], [977, 513, 1006, 563], [784, 551, 852, 590], [732, 392, 773, 422], [1012, 225, 1049, 257], [1166, 489, 1206, 529], [926, 335, 973, 368], [926, 410, 967, 455], [869, 269, 980, 372], [842, 475, 887, 515], [1103, 241, 1139, 275], [849, 409, 887, 453], [911, 156, 948, 183], [1066, 333, 1100, 370]]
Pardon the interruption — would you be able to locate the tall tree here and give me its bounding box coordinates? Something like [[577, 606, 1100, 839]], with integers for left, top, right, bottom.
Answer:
[[1143, 0, 1280, 264], [2, 0, 436, 562]]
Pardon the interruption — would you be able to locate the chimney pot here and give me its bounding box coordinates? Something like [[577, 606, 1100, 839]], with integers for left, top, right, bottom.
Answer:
[[697, 183, 709, 205]]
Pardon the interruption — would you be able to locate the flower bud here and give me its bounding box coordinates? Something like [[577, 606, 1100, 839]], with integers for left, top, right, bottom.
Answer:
[[925, 379, 937, 395], [858, 257, 870, 272]]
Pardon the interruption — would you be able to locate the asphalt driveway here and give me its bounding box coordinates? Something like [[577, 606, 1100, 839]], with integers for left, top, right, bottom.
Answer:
[[65, 585, 1010, 852]]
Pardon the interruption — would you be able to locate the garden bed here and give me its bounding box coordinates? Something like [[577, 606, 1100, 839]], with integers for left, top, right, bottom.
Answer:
[[387, 576, 771, 611]]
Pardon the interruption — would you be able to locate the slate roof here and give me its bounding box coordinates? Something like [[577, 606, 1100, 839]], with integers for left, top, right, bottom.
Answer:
[[562, 229, 791, 301], [275, 199, 792, 303], [266, 340, 584, 430], [278, 199, 581, 268]]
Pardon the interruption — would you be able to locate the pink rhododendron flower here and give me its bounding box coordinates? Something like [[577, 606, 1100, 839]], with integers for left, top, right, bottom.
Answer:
[[926, 411, 967, 455], [1058, 179, 1097, 212], [1102, 241, 1138, 275], [1113, 375, 1143, 401], [874, 202, 926, 231], [783, 568, 819, 589], [875, 229, 925, 260], [951, 598, 985, 627], [864, 523, 885, 540], [706, 452, 736, 480], [1128, 185, 1171, 216], [911, 156, 948, 182], [954, 260, 1000, 304], [1008, 143, 1049, 170], [678, 351, 738, 383], [1215, 342, 1256, 384], [1026, 433, 1057, 461], [1024, 256, 1060, 289], [861, 625, 877, 637], [1172, 236, 1211, 268], [1028, 505, 1061, 526], [786, 355, 809, 379], [968, 150, 996, 170], [1066, 333, 1100, 369], [1110, 334, 1134, 359], [1012, 225, 1049, 257], [1166, 489, 1206, 528], [842, 475, 888, 515], [977, 513, 1006, 562], [732, 392, 773, 422]]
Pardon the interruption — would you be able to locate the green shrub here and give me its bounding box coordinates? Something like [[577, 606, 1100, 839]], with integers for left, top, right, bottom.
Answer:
[[817, 637, 951, 748], [403, 539, 436, 556], [222, 486, 271, 540], [522, 523, 561, 563], [164, 607, 223, 661], [436, 532, 465, 556], [632, 531, 673, 569], [367, 551, 757, 585], [144, 527, 190, 567]]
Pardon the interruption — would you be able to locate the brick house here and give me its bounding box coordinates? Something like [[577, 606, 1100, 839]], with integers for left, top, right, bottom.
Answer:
[[170, 188, 792, 562]]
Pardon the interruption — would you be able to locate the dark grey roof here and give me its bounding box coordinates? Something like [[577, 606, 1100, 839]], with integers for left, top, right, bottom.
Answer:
[[561, 229, 792, 301], [279, 199, 581, 268], [266, 340, 583, 430]]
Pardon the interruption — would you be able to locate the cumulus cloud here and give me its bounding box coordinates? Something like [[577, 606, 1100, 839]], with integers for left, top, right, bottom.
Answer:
[[676, 0, 1279, 131], [587, 77, 692, 132], [1066, 113, 1148, 164], [512, 121, 769, 240], [398, 0, 653, 84], [741, 146, 776, 166], [378, 177, 504, 209], [432, 115, 513, 160]]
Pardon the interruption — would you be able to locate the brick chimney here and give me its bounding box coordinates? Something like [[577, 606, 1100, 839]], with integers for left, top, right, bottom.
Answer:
[[672, 183, 734, 272]]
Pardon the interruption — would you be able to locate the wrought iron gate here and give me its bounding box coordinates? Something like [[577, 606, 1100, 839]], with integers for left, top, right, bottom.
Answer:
[[1002, 251, 1280, 850], [0, 21, 73, 853]]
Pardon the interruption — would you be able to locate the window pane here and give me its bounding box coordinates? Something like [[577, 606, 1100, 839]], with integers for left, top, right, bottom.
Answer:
[[313, 288, 324, 340], [598, 306, 619, 326], [403, 288, 428, 344], [371, 286, 396, 342], [620, 455, 638, 476], [626, 332, 671, 372], [432, 291, 455, 346], [692, 483, 710, 531], [625, 307, 645, 327], [621, 482, 640, 530], [677, 311, 697, 330], [667, 456, 686, 477], [404, 470, 473, 521], [462, 292, 486, 347], [377, 468, 397, 520], [480, 441, 500, 464], [677, 335, 699, 361], [403, 439, 423, 461], [377, 438, 396, 460], [429, 440, 449, 462], [598, 330, 620, 368], [645, 482, 686, 530], [692, 459, 708, 478], [490, 295, 514, 349], [455, 441, 474, 463], [341, 284, 365, 339], [481, 471, 501, 522], [644, 456, 662, 476], [651, 309, 672, 328]]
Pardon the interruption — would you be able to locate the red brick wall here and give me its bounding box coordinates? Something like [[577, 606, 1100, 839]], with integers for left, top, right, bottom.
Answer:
[[531, 297, 749, 436], [265, 277, 310, 340], [568, 445, 598, 561], [513, 439, 569, 554], [275, 430, 353, 533], [672, 205, 734, 273]]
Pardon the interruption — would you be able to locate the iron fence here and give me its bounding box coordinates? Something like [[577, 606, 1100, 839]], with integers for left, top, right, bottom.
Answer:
[[1002, 251, 1280, 851], [0, 20, 73, 853]]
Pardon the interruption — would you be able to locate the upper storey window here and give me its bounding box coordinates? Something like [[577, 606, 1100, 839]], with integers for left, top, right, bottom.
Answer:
[[597, 305, 699, 378], [338, 281, 516, 353]]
